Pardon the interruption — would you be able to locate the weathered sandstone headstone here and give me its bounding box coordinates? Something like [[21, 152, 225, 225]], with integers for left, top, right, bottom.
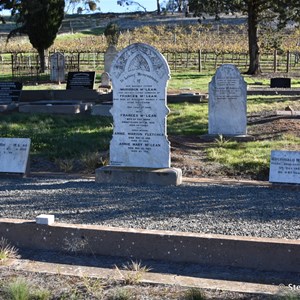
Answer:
[[209, 64, 247, 135], [100, 72, 111, 88], [104, 45, 118, 73], [50, 52, 65, 83]]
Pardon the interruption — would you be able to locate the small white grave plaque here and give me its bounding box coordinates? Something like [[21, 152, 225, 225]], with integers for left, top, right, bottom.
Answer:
[[209, 64, 247, 135], [0, 138, 30, 173], [269, 150, 300, 184], [109, 43, 170, 168]]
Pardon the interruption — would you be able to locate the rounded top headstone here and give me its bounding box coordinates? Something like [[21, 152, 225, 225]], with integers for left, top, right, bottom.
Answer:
[[110, 43, 170, 83]]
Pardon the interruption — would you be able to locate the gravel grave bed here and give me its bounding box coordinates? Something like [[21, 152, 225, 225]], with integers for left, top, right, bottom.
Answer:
[[0, 177, 299, 240]]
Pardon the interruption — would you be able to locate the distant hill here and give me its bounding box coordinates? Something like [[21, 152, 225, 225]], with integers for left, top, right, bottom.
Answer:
[[0, 12, 246, 36]]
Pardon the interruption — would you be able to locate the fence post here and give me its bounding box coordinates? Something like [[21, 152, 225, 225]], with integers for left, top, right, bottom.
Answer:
[[273, 49, 277, 73], [174, 52, 177, 72], [11, 54, 14, 79], [286, 50, 290, 73], [78, 53, 80, 71], [198, 49, 202, 72]]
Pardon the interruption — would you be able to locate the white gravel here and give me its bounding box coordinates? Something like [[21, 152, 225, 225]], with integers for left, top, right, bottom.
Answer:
[[0, 176, 299, 240]]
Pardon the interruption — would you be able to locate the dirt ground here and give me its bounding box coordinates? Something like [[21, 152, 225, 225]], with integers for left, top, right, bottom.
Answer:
[[29, 107, 300, 181], [170, 108, 300, 181]]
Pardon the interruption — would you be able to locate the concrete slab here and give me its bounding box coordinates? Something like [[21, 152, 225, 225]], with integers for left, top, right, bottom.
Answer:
[[6, 259, 282, 296], [95, 166, 182, 186], [276, 110, 300, 116], [19, 104, 81, 114], [200, 134, 255, 142], [91, 104, 112, 116], [0, 218, 299, 273], [0, 103, 18, 112]]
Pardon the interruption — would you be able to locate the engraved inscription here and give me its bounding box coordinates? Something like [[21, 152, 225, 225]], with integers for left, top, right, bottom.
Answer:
[[109, 43, 170, 168]]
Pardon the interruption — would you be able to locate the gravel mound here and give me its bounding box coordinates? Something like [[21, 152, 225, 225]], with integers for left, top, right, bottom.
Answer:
[[0, 176, 299, 240]]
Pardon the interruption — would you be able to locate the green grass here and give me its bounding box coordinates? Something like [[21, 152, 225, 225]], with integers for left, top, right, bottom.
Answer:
[[168, 102, 208, 135], [0, 93, 299, 177], [0, 113, 112, 160], [206, 134, 300, 178], [168, 72, 214, 92]]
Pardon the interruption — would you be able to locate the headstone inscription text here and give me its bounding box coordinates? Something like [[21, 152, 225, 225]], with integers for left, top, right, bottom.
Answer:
[[109, 43, 170, 168], [209, 64, 247, 135], [66, 72, 95, 90], [0, 138, 31, 173], [269, 150, 300, 184], [0, 82, 23, 104]]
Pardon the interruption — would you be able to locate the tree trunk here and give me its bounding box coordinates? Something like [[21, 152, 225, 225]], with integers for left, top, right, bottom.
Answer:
[[38, 48, 48, 73], [157, 0, 161, 15], [247, 1, 261, 75]]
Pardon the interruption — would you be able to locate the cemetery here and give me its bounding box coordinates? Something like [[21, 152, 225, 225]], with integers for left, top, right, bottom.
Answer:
[[0, 10, 299, 300]]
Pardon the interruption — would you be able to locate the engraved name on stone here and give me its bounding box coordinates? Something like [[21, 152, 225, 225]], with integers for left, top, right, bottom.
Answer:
[[209, 64, 247, 135], [0, 138, 31, 173], [269, 150, 300, 184]]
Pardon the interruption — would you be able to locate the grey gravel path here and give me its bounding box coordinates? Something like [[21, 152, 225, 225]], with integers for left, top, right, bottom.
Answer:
[[0, 176, 299, 240]]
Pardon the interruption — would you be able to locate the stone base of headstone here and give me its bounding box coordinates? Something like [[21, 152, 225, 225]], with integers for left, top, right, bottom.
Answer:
[[95, 166, 182, 186], [200, 134, 255, 142]]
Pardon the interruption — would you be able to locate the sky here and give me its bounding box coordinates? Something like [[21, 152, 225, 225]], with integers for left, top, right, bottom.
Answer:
[[1, 1, 159, 15], [99, 1, 158, 13]]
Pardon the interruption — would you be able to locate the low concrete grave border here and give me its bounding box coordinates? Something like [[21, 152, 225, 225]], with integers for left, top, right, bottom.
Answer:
[[0, 218, 299, 273]]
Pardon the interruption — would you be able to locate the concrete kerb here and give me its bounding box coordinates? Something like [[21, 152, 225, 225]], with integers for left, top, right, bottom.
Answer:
[[6, 258, 282, 296], [0, 218, 299, 274]]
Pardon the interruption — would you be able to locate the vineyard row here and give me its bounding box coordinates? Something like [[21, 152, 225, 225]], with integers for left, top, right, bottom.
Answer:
[[1, 49, 300, 82]]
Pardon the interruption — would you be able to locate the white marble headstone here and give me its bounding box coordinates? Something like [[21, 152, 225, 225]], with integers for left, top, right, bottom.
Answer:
[[269, 150, 300, 184], [209, 64, 247, 135], [50, 52, 65, 83], [109, 43, 170, 168], [0, 138, 31, 173], [105, 45, 118, 73]]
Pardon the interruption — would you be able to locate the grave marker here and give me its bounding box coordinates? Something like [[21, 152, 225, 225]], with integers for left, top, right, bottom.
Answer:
[[100, 72, 111, 88], [269, 150, 300, 184], [0, 138, 30, 174], [0, 82, 22, 104], [209, 64, 247, 135], [66, 71, 95, 90], [270, 78, 291, 88], [104, 45, 118, 73], [96, 43, 182, 185], [50, 52, 65, 83]]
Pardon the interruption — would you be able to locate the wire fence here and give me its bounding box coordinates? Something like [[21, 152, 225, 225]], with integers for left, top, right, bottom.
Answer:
[[0, 49, 299, 82]]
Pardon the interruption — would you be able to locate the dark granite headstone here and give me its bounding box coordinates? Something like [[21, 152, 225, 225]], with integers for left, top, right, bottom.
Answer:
[[270, 78, 291, 88], [0, 82, 23, 104], [66, 72, 95, 90]]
